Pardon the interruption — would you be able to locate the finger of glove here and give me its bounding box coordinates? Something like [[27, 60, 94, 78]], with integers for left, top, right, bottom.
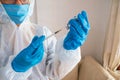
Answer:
[[64, 35, 80, 50], [70, 27, 86, 46], [26, 46, 44, 64], [38, 35, 45, 43], [64, 31, 73, 50], [81, 11, 89, 23], [31, 43, 44, 58], [26, 36, 39, 53], [81, 11, 91, 31], [31, 36, 45, 56], [32, 36, 39, 42], [33, 48, 44, 64], [30, 45, 44, 65], [64, 40, 78, 50], [31, 35, 45, 49], [69, 20, 86, 38], [77, 13, 90, 34], [75, 35, 86, 46], [30, 36, 39, 48], [64, 37, 75, 50], [69, 36, 80, 50]]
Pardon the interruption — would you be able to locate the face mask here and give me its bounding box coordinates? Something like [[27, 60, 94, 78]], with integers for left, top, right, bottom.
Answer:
[[2, 4, 29, 24]]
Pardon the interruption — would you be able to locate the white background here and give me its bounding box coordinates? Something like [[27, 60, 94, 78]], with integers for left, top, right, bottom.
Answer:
[[31, 0, 112, 63]]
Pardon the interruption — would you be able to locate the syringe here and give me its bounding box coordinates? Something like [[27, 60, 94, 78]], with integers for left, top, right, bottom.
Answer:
[[45, 25, 69, 40]]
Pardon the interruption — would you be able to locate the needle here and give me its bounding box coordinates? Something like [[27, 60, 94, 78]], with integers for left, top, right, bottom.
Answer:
[[45, 29, 62, 40]]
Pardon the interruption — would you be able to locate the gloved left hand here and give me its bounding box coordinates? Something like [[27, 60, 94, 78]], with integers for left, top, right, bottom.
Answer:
[[11, 35, 45, 72], [64, 11, 90, 50]]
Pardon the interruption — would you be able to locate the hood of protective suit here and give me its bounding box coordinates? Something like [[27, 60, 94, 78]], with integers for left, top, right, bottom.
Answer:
[[0, 0, 35, 24]]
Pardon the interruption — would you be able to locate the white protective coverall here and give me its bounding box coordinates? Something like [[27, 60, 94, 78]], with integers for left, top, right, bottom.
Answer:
[[0, 0, 81, 80]]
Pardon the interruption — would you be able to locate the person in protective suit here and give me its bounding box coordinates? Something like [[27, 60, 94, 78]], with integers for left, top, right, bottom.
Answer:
[[0, 0, 90, 80]]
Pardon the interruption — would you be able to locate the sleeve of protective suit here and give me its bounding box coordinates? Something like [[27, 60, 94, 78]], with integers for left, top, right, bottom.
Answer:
[[44, 27, 81, 80], [0, 55, 32, 80]]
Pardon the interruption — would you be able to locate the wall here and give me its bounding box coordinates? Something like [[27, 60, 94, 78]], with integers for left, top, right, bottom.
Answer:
[[31, 0, 112, 63]]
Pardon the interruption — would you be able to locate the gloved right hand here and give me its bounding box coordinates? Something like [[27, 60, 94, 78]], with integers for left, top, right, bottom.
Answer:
[[11, 35, 45, 72]]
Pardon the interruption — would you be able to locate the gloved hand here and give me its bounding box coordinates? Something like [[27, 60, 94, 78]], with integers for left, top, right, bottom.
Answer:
[[64, 11, 90, 50], [11, 35, 45, 72]]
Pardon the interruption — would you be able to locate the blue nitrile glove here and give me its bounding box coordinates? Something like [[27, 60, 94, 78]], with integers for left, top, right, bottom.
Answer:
[[63, 11, 90, 50], [11, 35, 45, 72]]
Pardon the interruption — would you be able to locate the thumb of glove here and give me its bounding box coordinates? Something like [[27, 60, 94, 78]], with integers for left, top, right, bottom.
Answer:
[[30, 35, 45, 49]]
